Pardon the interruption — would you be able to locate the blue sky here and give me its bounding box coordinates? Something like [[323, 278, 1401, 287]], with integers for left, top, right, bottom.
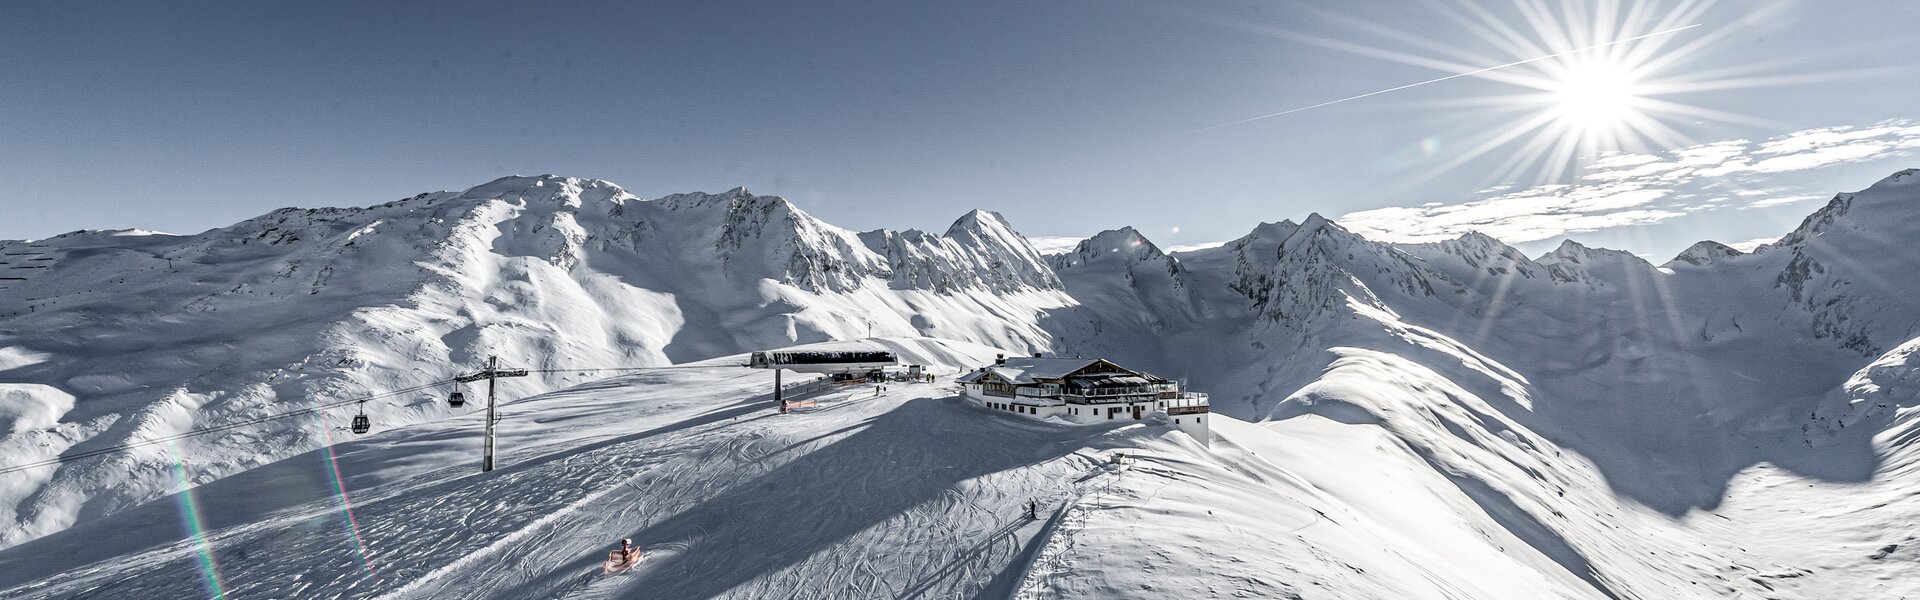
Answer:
[[3, 0, 1916, 259]]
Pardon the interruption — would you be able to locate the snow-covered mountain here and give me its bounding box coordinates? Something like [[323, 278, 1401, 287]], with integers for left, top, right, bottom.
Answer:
[[0, 176, 1072, 549], [4, 169, 1920, 598]]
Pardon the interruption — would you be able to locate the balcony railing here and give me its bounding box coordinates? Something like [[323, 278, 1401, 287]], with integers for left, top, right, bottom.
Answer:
[[1063, 384, 1178, 398], [1061, 394, 1158, 405], [1165, 392, 1209, 414], [1163, 392, 1209, 407]]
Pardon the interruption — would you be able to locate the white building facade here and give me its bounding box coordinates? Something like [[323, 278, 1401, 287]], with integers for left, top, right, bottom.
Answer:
[[956, 356, 1210, 446]]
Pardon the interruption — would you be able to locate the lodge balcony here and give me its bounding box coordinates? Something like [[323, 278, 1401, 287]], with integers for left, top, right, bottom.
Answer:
[[1164, 392, 1210, 414], [1162, 392, 1209, 407], [1058, 384, 1184, 405]]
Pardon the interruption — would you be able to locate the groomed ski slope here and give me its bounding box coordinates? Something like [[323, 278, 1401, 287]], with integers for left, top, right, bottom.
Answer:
[[0, 337, 1613, 599], [4, 335, 1915, 599], [0, 338, 1083, 599]]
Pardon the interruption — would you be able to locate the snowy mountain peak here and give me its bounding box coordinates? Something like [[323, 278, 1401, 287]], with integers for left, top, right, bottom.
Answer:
[[1049, 226, 1185, 285], [1289, 212, 1373, 247], [1453, 230, 1504, 248], [943, 209, 1015, 239], [1537, 239, 1640, 265], [1664, 240, 1744, 268], [1540, 238, 1587, 260], [1871, 167, 1919, 189], [1188, 220, 1300, 263], [1396, 230, 1543, 282], [1294, 212, 1333, 236], [850, 210, 1061, 294], [1244, 220, 1300, 242], [1536, 239, 1655, 284], [1771, 193, 1853, 250], [1057, 227, 1165, 262], [456, 175, 634, 207]]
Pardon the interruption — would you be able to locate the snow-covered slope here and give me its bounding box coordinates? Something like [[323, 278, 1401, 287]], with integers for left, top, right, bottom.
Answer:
[[5, 169, 1920, 598], [0, 339, 1706, 599], [0, 176, 1072, 549]]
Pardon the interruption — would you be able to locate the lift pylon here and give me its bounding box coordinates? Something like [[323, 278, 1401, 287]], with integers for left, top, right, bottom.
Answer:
[[455, 355, 529, 472]]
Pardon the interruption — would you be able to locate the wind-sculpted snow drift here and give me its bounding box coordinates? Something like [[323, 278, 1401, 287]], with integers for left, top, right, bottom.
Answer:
[[1, 170, 1918, 598]]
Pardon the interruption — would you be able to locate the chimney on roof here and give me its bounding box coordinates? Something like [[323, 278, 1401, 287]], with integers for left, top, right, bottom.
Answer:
[[995, 354, 1006, 366]]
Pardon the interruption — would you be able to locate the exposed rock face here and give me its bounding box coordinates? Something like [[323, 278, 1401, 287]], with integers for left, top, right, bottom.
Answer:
[[859, 209, 1062, 293]]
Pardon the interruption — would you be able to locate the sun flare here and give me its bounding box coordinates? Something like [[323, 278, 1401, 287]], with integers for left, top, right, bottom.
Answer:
[[1224, 0, 1825, 185], [1551, 60, 1642, 131]]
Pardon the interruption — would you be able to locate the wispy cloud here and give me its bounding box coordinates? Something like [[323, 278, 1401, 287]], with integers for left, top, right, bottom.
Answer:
[[1166, 241, 1228, 253], [1026, 236, 1087, 255], [1743, 194, 1825, 209], [1340, 120, 1920, 244], [1726, 236, 1780, 252]]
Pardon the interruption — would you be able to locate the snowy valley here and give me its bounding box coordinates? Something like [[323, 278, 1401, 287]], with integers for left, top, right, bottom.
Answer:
[[3, 170, 1919, 598]]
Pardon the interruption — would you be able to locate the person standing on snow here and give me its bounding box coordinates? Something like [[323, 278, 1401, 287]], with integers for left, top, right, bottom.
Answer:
[[619, 538, 635, 562]]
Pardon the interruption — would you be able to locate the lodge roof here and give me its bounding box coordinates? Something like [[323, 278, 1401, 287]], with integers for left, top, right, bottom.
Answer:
[[956, 356, 1151, 385]]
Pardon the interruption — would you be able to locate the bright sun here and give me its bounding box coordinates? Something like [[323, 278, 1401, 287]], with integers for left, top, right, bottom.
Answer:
[[1550, 61, 1642, 130], [1224, 0, 1789, 184]]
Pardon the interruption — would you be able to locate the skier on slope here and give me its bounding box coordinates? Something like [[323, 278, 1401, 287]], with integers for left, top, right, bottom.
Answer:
[[619, 538, 636, 562]]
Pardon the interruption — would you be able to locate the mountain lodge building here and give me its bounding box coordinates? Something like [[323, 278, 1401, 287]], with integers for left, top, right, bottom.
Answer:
[[957, 355, 1210, 445]]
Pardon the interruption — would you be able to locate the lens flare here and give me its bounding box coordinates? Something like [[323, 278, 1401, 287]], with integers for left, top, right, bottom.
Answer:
[[316, 408, 375, 574], [169, 444, 228, 600]]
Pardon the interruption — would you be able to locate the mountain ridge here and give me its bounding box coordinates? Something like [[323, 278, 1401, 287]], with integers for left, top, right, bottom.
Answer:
[[4, 169, 1920, 598]]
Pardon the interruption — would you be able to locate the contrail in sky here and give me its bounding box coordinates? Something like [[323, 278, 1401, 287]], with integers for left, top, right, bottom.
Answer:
[[1186, 23, 1701, 135]]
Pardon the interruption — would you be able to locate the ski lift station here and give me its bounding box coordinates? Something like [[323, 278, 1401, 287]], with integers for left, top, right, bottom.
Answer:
[[748, 349, 897, 376], [749, 348, 899, 411], [957, 355, 1210, 446]]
